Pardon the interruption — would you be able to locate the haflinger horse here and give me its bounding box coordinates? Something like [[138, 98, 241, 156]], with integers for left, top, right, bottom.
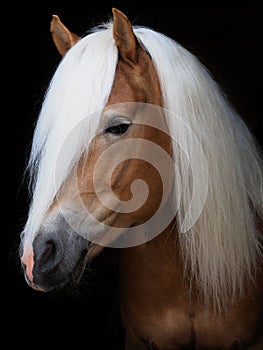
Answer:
[[20, 8, 263, 349]]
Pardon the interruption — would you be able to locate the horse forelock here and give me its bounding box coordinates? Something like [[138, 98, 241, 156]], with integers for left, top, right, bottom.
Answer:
[[24, 21, 263, 310]]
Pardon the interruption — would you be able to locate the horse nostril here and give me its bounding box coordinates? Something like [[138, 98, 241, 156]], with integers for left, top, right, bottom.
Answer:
[[34, 235, 64, 275]]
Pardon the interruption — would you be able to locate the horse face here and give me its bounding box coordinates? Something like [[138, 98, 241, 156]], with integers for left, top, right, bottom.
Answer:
[[20, 9, 172, 292], [20, 104, 171, 293], [20, 107, 172, 292]]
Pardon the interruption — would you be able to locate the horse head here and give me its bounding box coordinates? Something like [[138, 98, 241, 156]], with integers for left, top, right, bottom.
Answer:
[[20, 9, 173, 292]]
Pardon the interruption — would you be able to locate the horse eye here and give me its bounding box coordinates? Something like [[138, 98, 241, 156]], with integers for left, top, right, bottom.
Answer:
[[105, 123, 130, 135]]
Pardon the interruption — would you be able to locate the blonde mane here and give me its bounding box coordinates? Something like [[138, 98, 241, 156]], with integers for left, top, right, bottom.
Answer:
[[24, 21, 263, 309]]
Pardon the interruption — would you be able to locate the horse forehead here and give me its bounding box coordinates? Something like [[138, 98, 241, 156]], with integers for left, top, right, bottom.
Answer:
[[107, 52, 161, 105]]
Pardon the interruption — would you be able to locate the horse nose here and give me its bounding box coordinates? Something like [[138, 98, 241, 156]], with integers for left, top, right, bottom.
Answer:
[[33, 233, 64, 275], [20, 231, 65, 290], [21, 224, 89, 291], [30, 231, 67, 290]]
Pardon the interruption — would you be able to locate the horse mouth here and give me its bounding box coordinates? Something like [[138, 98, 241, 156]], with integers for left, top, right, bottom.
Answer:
[[21, 241, 104, 293], [29, 248, 89, 293], [45, 243, 103, 291]]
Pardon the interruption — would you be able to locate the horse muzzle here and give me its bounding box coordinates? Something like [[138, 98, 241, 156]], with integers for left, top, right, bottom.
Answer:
[[19, 216, 90, 292]]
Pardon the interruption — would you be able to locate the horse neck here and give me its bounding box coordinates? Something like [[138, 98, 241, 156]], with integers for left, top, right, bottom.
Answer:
[[118, 220, 189, 306]]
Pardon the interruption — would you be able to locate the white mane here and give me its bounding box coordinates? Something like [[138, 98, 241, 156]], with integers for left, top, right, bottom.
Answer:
[[24, 20, 263, 309]]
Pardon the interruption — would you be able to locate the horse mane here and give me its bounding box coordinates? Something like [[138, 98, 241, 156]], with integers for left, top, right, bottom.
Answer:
[[25, 19, 263, 310]]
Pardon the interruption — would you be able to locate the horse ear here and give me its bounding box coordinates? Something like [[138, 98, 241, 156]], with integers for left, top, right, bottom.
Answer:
[[50, 15, 80, 56], [112, 8, 138, 64]]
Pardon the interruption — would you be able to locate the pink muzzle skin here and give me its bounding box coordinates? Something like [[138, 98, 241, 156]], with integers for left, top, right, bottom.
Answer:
[[20, 243, 46, 292]]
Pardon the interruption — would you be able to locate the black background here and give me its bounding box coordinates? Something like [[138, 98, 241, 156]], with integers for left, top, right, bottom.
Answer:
[[4, 1, 262, 348]]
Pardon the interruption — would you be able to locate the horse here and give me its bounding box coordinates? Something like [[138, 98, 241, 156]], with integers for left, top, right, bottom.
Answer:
[[19, 8, 263, 349]]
